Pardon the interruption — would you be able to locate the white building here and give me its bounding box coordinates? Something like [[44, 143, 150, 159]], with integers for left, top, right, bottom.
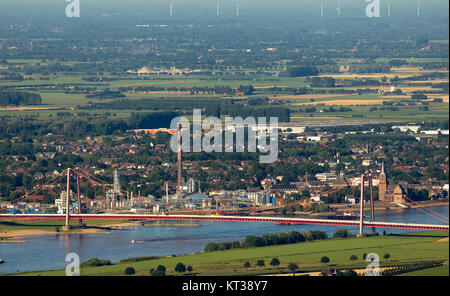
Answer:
[[345, 196, 356, 204], [297, 136, 322, 142], [279, 126, 305, 134], [315, 173, 337, 182], [310, 194, 321, 202], [392, 125, 421, 133], [421, 129, 449, 135]]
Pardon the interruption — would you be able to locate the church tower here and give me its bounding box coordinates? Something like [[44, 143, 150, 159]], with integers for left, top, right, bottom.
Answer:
[[378, 162, 387, 202]]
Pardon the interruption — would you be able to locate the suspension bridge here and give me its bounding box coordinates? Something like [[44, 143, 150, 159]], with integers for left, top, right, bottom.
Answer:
[[0, 168, 448, 234]]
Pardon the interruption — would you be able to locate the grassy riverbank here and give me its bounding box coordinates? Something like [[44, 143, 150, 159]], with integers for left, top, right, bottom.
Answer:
[[0, 219, 142, 240], [0, 219, 199, 242], [8, 230, 448, 276]]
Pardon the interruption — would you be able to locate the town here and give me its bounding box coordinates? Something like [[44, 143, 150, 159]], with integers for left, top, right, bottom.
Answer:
[[1, 121, 448, 218]]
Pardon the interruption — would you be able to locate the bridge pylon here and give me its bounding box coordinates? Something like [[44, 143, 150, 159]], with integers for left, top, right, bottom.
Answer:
[[65, 168, 71, 229], [358, 173, 376, 236]]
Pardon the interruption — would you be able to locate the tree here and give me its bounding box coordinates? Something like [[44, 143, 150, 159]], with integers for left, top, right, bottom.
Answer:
[[269, 258, 280, 269], [241, 235, 264, 248], [150, 265, 166, 276], [321, 256, 330, 264], [256, 260, 265, 268], [124, 267, 135, 275], [282, 66, 319, 77], [174, 263, 186, 274], [363, 253, 367, 260], [187, 265, 193, 273], [350, 255, 358, 261], [383, 253, 391, 260], [243, 261, 251, 270], [341, 269, 358, 276], [287, 263, 298, 274], [333, 228, 353, 238]]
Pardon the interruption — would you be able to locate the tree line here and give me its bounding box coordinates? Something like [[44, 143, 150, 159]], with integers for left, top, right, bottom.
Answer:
[[204, 230, 328, 252], [0, 91, 42, 106]]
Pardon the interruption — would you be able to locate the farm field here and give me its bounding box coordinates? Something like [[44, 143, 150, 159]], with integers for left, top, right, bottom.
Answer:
[[10, 230, 449, 276], [398, 264, 449, 276], [1, 58, 448, 123]]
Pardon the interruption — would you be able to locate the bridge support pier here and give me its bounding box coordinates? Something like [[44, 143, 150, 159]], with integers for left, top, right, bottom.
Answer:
[[359, 174, 364, 235], [369, 178, 376, 233], [76, 172, 82, 226], [65, 168, 71, 229]]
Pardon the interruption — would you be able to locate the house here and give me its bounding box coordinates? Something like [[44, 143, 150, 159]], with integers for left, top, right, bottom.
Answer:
[[269, 184, 298, 195], [345, 195, 356, 204]]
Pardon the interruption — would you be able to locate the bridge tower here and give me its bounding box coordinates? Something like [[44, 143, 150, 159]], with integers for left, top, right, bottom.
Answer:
[[369, 176, 375, 233], [378, 162, 387, 202], [359, 173, 376, 235], [65, 168, 71, 229], [359, 174, 364, 235], [76, 171, 82, 226], [176, 123, 182, 196]]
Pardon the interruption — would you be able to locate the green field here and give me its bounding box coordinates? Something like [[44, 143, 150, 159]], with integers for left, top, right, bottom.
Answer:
[[1, 67, 448, 122], [8, 230, 448, 276], [399, 264, 449, 276]]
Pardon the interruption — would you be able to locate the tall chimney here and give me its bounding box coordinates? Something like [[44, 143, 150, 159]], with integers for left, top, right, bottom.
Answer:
[[176, 123, 182, 196], [165, 181, 169, 202]]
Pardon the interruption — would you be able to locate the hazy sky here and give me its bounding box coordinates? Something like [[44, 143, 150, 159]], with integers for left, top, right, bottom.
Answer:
[[0, 0, 448, 20]]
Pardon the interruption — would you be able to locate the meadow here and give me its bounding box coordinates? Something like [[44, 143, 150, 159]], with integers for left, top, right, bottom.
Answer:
[[10, 230, 449, 276]]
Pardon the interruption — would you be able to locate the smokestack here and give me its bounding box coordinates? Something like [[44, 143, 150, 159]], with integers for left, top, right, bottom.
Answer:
[[216, 1, 220, 17], [170, 2, 173, 17], [176, 123, 182, 196], [165, 181, 169, 203], [236, 3, 239, 17], [337, 0, 341, 16]]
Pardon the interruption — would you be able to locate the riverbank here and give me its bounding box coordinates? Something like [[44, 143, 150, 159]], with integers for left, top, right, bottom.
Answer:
[[8, 230, 449, 276], [0, 221, 137, 242], [254, 199, 449, 217], [0, 227, 107, 242], [0, 220, 201, 242]]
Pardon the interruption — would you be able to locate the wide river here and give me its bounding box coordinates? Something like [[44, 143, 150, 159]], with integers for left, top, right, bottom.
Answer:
[[0, 205, 448, 274]]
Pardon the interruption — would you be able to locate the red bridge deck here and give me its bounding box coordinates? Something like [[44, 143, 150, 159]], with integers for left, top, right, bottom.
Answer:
[[0, 214, 448, 231]]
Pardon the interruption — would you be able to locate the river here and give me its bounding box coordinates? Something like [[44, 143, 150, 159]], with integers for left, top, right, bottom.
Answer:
[[0, 205, 448, 274]]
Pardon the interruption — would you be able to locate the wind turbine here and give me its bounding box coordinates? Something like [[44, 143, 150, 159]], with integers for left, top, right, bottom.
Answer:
[[387, 0, 391, 17], [417, 0, 421, 17], [321, 0, 324, 17]]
